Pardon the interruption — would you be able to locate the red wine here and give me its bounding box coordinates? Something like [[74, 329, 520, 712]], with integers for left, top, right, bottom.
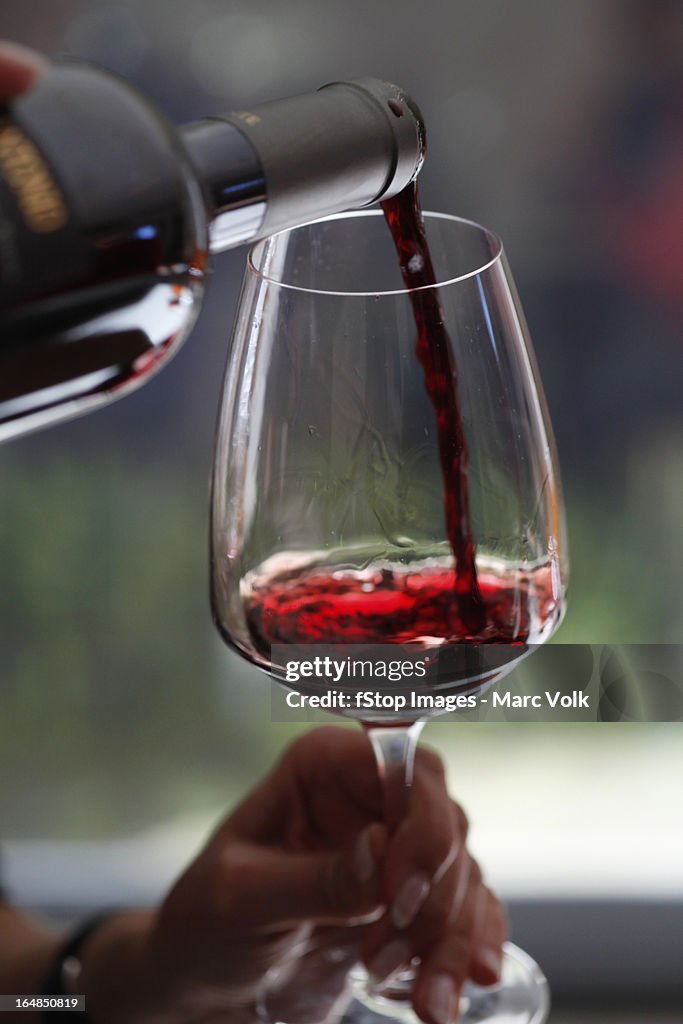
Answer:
[[381, 180, 485, 635], [243, 558, 558, 653]]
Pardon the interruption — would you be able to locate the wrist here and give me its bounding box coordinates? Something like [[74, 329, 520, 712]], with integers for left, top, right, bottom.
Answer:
[[78, 910, 265, 1024], [0, 904, 61, 1018], [77, 911, 177, 1024]]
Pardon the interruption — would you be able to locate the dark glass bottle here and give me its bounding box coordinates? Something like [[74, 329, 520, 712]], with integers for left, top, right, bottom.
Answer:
[[0, 60, 424, 440]]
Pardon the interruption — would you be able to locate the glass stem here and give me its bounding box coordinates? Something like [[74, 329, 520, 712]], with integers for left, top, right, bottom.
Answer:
[[364, 721, 425, 831]]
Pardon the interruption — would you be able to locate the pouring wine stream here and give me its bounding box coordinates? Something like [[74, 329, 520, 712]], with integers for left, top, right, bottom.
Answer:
[[381, 180, 485, 639]]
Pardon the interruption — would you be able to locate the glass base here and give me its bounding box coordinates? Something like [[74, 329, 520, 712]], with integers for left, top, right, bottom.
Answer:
[[343, 943, 550, 1024]]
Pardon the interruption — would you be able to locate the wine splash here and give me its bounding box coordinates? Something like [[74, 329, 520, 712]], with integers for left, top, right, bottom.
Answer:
[[244, 558, 558, 654]]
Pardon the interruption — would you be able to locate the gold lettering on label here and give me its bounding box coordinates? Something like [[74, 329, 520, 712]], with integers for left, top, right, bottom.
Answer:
[[230, 110, 261, 126], [0, 124, 68, 232]]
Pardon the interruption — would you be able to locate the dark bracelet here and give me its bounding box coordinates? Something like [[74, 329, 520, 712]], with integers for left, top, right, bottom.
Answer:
[[42, 913, 113, 1020]]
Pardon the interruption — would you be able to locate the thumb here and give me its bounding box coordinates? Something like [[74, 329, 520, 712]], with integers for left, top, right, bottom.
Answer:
[[236, 823, 388, 927], [0, 42, 46, 99]]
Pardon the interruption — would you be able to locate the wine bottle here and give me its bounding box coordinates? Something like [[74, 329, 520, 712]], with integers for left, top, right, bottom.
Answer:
[[0, 59, 425, 440]]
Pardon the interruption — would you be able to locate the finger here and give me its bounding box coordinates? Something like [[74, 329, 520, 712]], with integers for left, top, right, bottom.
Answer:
[[411, 860, 491, 1024], [383, 762, 466, 931], [215, 823, 388, 928], [223, 726, 382, 847], [0, 41, 46, 98], [468, 887, 507, 987], [285, 726, 383, 828], [362, 803, 470, 981], [408, 803, 472, 951]]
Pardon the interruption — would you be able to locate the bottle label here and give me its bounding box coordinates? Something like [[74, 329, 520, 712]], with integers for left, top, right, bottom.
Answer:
[[0, 113, 90, 311], [0, 121, 68, 234]]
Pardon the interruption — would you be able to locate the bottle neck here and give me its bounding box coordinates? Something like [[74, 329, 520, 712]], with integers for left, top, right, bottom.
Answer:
[[181, 78, 425, 254], [180, 118, 267, 252]]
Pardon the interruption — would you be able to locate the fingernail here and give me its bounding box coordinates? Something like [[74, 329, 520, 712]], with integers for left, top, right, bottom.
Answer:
[[477, 947, 502, 981], [368, 938, 412, 984], [426, 973, 456, 1024], [391, 870, 430, 929], [353, 828, 375, 884]]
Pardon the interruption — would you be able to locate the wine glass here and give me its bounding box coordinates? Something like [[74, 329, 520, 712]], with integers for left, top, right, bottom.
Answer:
[[210, 209, 567, 1024]]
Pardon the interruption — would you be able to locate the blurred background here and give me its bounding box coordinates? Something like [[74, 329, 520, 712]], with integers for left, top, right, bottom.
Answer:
[[0, 0, 681, 1018]]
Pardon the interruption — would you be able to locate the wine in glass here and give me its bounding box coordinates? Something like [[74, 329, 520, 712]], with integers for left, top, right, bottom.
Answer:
[[210, 203, 566, 1024]]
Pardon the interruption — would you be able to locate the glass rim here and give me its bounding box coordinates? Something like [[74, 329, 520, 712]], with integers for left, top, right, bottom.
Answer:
[[247, 209, 504, 296]]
